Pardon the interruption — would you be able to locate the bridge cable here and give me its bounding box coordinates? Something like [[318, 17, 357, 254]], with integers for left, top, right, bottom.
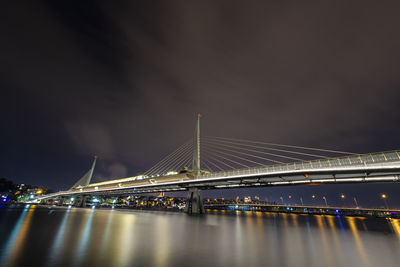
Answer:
[[203, 137, 331, 159], [203, 144, 281, 167], [202, 147, 250, 168], [205, 136, 355, 155], [145, 140, 193, 176], [202, 157, 224, 172], [202, 141, 286, 163], [168, 146, 195, 173], [145, 141, 193, 176], [201, 150, 236, 170], [148, 141, 194, 176], [180, 155, 193, 170], [144, 139, 192, 175], [201, 160, 213, 172]]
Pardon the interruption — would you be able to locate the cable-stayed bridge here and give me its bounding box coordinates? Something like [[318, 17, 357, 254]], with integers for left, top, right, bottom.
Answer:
[[39, 115, 400, 214]]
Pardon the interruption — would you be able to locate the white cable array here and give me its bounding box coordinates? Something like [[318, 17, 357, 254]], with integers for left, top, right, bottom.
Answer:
[[149, 143, 193, 176], [143, 135, 356, 176], [201, 150, 236, 170], [144, 140, 193, 176], [202, 141, 287, 163], [202, 147, 250, 168], [205, 136, 355, 155]]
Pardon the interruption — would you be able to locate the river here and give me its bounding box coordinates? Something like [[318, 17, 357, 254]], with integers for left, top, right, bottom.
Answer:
[[0, 204, 400, 267]]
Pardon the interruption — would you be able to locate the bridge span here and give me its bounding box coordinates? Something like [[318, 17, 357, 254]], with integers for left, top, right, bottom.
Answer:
[[38, 115, 400, 214]]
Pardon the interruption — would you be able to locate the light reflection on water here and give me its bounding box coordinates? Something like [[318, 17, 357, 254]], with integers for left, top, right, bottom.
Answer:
[[1, 206, 400, 267], [47, 206, 71, 266]]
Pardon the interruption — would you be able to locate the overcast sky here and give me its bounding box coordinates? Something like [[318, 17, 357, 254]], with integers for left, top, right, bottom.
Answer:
[[1, 1, 400, 198]]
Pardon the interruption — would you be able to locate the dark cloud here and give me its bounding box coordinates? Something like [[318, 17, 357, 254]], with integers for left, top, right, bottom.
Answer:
[[1, 0, 400, 191]]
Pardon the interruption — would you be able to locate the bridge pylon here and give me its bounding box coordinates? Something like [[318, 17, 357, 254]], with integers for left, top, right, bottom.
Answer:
[[185, 114, 205, 214], [192, 113, 201, 176], [70, 156, 97, 190]]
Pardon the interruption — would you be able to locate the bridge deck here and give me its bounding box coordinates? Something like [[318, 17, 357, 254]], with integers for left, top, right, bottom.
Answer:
[[199, 150, 400, 179], [39, 150, 400, 200]]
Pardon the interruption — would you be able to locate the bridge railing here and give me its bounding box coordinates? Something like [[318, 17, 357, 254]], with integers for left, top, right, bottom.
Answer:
[[199, 150, 400, 179]]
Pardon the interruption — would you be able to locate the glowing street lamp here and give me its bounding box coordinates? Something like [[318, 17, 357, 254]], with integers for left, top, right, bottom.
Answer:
[[381, 194, 389, 209], [311, 195, 316, 207], [340, 194, 346, 207]]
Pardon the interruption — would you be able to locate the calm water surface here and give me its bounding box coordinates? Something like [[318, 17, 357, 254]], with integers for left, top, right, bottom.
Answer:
[[1, 205, 400, 267]]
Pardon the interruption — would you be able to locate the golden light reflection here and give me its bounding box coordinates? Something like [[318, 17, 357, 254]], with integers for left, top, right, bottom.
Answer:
[[281, 213, 288, 228], [73, 208, 95, 266], [389, 219, 400, 241], [315, 215, 333, 264], [347, 217, 370, 267], [244, 210, 257, 262], [153, 216, 170, 267], [115, 214, 136, 267], [289, 214, 298, 228], [326, 215, 346, 266], [2, 205, 36, 267], [99, 210, 115, 262], [289, 214, 304, 264], [255, 211, 263, 228]]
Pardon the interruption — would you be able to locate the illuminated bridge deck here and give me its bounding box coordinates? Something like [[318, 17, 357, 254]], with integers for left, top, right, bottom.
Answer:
[[40, 150, 400, 199]]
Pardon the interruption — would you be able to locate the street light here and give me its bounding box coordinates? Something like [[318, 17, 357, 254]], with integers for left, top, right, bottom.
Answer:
[[340, 194, 345, 207], [322, 196, 328, 207], [311, 195, 316, 207], [381, 194, 389, 209], [353, 197, 359, 208]]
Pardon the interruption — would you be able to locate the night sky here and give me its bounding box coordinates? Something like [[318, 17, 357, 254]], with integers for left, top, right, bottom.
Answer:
[[1, 1, 400, 206]]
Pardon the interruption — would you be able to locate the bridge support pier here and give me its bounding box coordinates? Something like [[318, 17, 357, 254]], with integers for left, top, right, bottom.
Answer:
[[184, 188, 205, 214], [75, 196, 87, 207], [80, 196, 87, 208], [58, 197, 65, 206]]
